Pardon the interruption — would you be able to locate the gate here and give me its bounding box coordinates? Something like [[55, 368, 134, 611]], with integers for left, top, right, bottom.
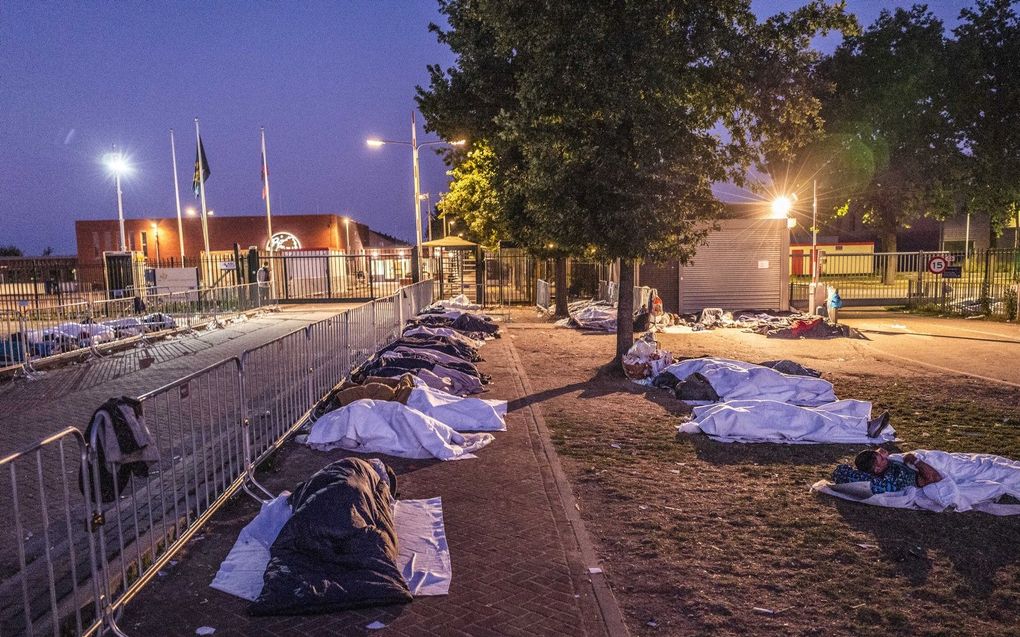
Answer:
[[790, 249, 1020, 318]]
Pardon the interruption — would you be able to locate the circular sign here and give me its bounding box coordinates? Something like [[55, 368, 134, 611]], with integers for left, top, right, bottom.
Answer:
[[927, 255, 948, 274], [266, 232, 302, 251]]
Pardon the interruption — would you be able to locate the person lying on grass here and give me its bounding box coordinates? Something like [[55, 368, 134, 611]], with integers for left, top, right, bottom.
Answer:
[[831, 448, 944, 494]]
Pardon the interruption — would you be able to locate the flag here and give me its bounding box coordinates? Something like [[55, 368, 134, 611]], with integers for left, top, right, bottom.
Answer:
[[260, 151, 268, 200], [193, 137, 210, 197]]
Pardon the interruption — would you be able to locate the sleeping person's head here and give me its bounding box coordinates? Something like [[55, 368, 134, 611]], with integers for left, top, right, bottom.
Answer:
[[855, 448, 891, 475]]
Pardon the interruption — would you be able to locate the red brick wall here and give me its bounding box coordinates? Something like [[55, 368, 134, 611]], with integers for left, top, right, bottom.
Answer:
[[74, 214, 391, 264]]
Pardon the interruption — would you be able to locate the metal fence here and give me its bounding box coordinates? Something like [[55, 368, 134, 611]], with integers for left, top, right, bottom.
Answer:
[[0, 279, 434, 636], [0, 283, 270, 375], [790, 249, 1020, 318]]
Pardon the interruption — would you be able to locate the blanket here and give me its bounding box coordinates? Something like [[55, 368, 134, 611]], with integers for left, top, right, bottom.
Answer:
[[211, 492, 451, 601], [249, 458, 412, 615], [813, 451, 1020, 515], [678, 399, 896, 444], [406, 381, 507, 432], [305, 399, 494, 460], [661, 357, 836, 406]]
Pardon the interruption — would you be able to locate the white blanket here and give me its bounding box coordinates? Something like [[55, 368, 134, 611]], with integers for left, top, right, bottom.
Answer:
[[437, 294, 481, 311], [211, 494, 451, 600], [813, 451, 1020, 515], [663, 357, 836, 406], [407, 382, 507, 432], [306, 399, 494, 460], [679, 399, 896, 444]]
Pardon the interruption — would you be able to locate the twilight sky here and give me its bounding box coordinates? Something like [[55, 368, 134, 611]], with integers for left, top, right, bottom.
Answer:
[[0, 1, 968, 256]]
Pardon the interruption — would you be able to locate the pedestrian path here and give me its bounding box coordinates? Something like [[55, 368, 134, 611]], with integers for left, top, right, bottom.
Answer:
[[118, 335, 623, 636]]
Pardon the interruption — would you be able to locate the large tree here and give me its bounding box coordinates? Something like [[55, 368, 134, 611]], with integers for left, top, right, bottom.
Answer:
[[950, 0, 1020, 238], [420, 0, 853, 362], [812, 6, 958, 283]]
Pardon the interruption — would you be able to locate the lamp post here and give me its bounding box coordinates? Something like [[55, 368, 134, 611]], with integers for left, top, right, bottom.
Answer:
[[812, 179, 818, 285], [420, 193, 433, 241], [105, 149, 131, 251], [366, 112, 465, 276]]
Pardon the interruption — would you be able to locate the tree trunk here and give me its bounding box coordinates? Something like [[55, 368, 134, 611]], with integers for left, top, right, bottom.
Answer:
[[614, 258, 635, 367], [881, 229, 898, 285], [554, 256, 569, 317]]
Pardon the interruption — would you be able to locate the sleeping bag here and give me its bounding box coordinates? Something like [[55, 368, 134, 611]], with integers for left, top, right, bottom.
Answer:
[[248, 458, 412, 615]]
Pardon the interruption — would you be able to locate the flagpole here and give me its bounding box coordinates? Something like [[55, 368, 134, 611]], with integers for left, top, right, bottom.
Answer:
[[170, 129, 185, 262], [260, 126, 273, 245], [194, 118, 210, 256]]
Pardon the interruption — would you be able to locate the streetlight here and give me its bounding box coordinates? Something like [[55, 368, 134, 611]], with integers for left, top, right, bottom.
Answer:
[[104, 149, 132, 251], [186, 207, 197, 216], [366, 112, 466, 278], [771, 195, 794, 219], [419, 193, 434, 241], [343, 217, 352, 252]]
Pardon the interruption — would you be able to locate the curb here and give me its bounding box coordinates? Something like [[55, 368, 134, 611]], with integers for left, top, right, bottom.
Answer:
[[506, 336, 631, 637]]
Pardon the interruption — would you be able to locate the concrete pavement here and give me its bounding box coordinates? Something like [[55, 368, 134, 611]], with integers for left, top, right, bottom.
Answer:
[[840, 310, 1020, 386]]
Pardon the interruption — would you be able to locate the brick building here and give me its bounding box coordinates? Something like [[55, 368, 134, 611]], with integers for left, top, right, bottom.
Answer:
[[74, 213, 406, 265]]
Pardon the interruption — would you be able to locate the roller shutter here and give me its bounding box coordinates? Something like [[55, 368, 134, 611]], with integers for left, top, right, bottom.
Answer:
[[679, 219, 789, 313]]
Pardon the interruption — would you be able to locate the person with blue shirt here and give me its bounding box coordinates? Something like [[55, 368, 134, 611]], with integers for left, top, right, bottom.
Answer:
[[832, 448, 944, 494]]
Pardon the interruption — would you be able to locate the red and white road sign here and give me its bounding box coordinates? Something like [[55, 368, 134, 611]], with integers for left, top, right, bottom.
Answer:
[[927, 255, 949, 275]]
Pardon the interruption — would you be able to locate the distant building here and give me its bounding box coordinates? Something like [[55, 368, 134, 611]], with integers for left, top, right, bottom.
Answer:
[[74, 213, 408, 266], [638, 201, 791, 313]]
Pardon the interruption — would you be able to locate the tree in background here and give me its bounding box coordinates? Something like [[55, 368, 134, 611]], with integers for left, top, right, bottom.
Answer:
[[950, 0, 1020, 240], [420, 0, 853, 363], [0, 246, 23, 257], [812, 6, 958, 283]]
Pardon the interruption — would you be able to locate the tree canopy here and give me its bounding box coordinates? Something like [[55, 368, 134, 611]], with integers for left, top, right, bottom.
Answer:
[[950, 0, 1020, 236], [419, 0, 854, 360], [814, 6, 957, 258]]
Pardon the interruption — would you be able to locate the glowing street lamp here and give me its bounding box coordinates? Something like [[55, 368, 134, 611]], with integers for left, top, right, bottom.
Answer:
[[366, 112, 466, 277], [771, 195, 794, 219], [104, 149, 132, 251]]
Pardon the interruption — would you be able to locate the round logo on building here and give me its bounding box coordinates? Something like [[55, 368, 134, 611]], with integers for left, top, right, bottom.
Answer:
[[266, 232, 302, 251]]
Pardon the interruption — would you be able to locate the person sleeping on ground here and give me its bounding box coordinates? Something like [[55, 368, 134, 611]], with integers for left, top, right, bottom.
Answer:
[[817, 449, 1020, 514], [655, 357, 837, 406], [312, 374, 507, 431], [676, 399, 893, 444], [832, 448, 943, 494]]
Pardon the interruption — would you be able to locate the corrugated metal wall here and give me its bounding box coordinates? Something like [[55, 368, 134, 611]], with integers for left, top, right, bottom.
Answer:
[[677, 218, 790, 313]]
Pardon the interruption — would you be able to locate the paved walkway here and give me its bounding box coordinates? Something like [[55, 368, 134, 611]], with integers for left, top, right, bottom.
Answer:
[[118, 335, 624, 637], [840, 310, 1020, 386], [0, 304, 355, 456]]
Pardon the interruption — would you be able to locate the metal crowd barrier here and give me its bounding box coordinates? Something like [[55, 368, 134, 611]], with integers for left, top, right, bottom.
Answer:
[[0, 283, 270, 377], [0, 280, 434, 636]]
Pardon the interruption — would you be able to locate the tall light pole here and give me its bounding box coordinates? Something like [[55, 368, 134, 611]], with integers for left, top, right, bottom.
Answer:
[[343, 217, 352, 252], [366, 113, 464, 276], [105, 148, 131, 251], [420, 193, 433, 241], [812, 179, 818, 285]]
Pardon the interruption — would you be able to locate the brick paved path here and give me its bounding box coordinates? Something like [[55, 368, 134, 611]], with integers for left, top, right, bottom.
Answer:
[[0, 305, 352, 456], [117, 334, 623, 636]]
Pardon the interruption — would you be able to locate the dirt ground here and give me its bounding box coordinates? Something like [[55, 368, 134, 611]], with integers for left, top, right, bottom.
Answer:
[[507, 319, 1020, 637]]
